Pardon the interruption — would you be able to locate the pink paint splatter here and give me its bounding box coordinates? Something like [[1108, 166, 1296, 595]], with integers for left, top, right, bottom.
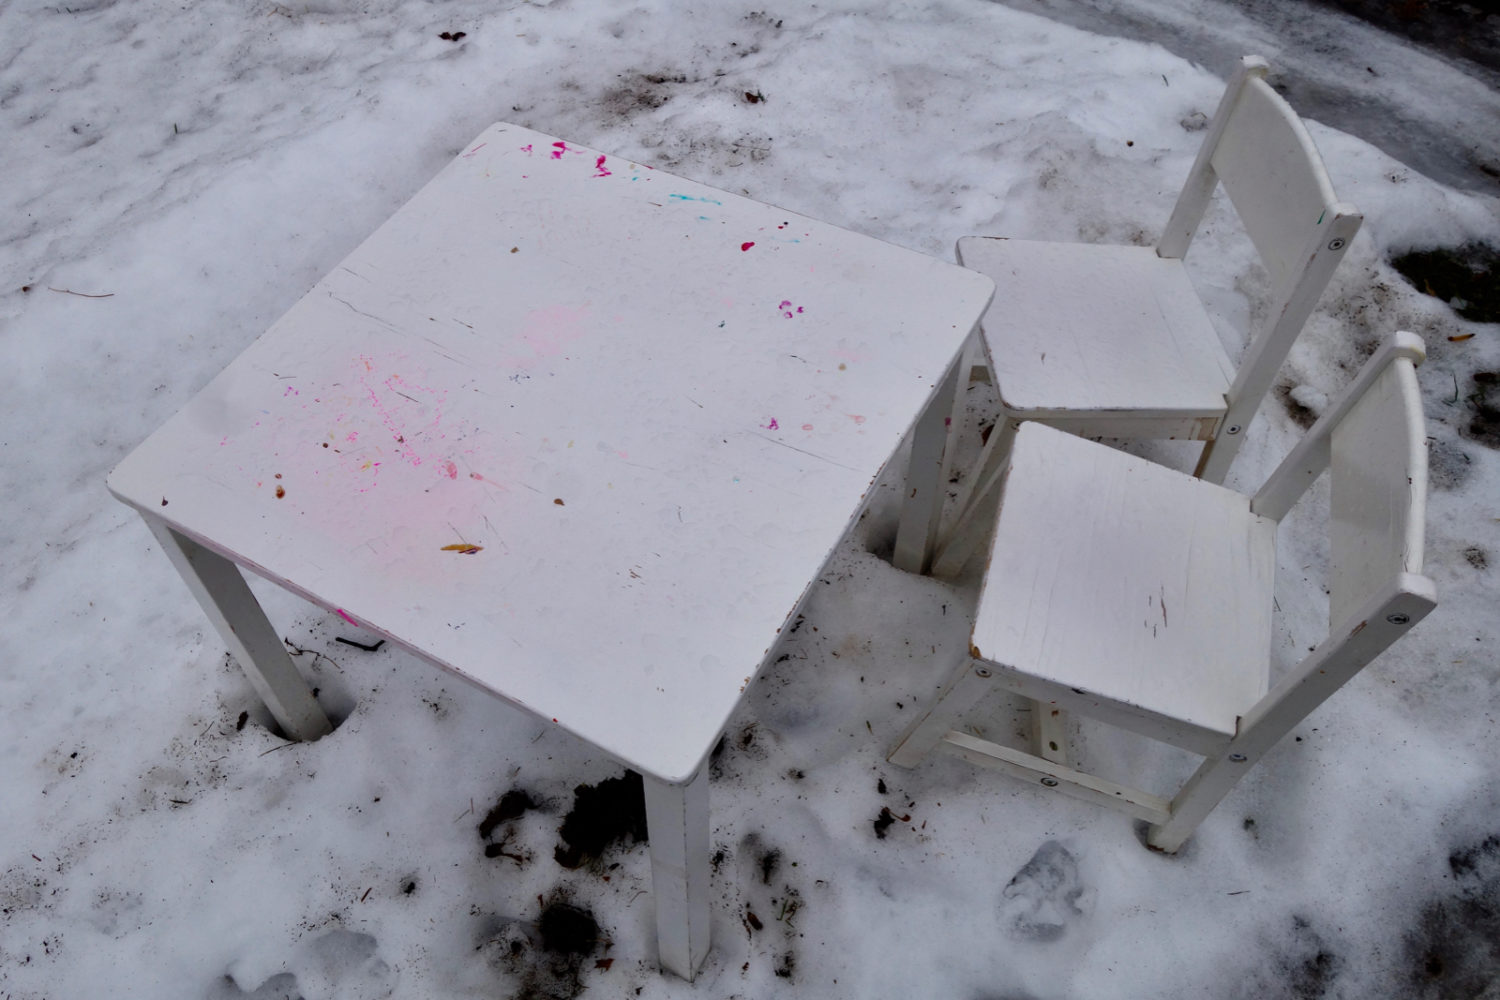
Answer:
[[593, 155, 612, 177], [443, 460, 459, 479], [741, 242, 755, 252], [283, 385, 300, 397], [520, 144, 533, 153], [462, 142, 487, 158], [848, 414, 867, 425], [779, 300, 804, 319], [551, 141, 571, 159], [802, 423, 814, 431], [335, 608, 359, 626], [763, 417, 780, 430]]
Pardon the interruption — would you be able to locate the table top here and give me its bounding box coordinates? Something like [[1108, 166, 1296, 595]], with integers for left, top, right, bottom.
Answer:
[[109, 122, 993, 784]]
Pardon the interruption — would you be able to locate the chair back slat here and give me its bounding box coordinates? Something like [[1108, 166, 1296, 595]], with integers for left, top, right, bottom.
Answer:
[[1210, 76, 1340, 294], [1329, 355, 1428, 630]]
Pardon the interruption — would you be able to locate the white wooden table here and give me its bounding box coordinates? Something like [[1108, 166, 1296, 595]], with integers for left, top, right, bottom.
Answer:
[[107, 122, 993, 979]]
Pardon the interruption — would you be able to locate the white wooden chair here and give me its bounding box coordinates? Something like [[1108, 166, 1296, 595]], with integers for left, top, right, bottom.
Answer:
[[929, 55, 1362, 579], [889, 332, 1435, 853]]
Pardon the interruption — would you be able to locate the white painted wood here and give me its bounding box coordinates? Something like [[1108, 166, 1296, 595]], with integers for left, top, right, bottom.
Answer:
[[107, 121, 993, 786], [107, 122, 994, 975], [892, 342, 970, 574], [903, 333, 1437, 854], [1251, 332, 1426, 522], [1209, 76, 1342, 291], [971, 423, 1276, 743], [1329, 357, 1428, 629], [936, 731, 1171, 825], [1147, 578, 1436, 852], [143, 516, 333, 741], [887, 655, 997, 768], [643, 764, 712, 980], [1157, 56, 1269, 260], [943, 53, 1361, 552], [1031, 702, 1069, 766], [1193, 204, 1361, 483], [957, 238, 1234, 417]]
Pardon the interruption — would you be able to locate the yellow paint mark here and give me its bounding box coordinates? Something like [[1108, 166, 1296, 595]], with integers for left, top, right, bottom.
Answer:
[[441, 543, 483, 554]]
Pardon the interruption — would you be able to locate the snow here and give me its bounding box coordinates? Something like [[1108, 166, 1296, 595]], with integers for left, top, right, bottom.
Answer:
[[2, 0, 1498, 997]]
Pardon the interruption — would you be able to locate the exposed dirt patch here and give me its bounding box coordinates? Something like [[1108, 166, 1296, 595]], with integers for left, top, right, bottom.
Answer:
[[1461, 371, 1500, 448], [554, 770, 647, 869], [479, 789, 537, 840], [1404, 834, 1500, 998], [1391, 243, 1500, 323]]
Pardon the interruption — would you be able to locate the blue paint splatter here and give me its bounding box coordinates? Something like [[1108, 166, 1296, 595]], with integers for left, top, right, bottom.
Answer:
[[669, 193, 724, 205]]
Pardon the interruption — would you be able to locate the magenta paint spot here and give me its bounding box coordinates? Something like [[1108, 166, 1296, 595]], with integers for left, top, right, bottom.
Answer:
[[462, 142, 487, 158], [335, 608, 359, 626], [763, 417, 780, 430], [594, 155, 612, 177], [551, 141, 570, 159], [741, 242, 755, 251], [520, 144, 533, 153], [443, 460, 458, 479], [849, 414, 867, 425], [470, 472, 485, 481], [802, 423, 814, 431], [219, 436, 229, 447], [283, 385, 300, 397], [346, 431, 359, 442], [778, 300, 804, 319]]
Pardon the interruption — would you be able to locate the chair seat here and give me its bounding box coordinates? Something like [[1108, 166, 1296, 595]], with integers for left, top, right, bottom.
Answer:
[[972, 422, 1276, 754], [957, 237, 1236, 429]]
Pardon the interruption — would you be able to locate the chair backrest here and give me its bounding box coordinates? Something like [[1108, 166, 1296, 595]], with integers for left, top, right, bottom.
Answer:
[[1158, 57, 1364, 484], [1235, 332, 1436, 753]]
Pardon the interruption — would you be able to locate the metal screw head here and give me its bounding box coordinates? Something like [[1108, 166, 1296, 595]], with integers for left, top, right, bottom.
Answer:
[[1228, 753, 1248, 762], [1386, 612, 1411, 626], [1328, 238, 1347, 251], [1040, 776, 1060, 787], [1225, 424, 1242, 435], [974, 665, 993, 679]]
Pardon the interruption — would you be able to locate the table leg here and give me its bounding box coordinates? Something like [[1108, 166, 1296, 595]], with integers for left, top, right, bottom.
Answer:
[[641, 763, 711, 980], [892, 333, 970, 574], [142, 514, 333, 742]]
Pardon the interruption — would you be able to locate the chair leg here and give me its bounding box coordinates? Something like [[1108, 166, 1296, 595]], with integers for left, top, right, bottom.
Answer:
[[143, 515, 333, 742], [888, 655, 995, 768], [930, 418, 1017, 579], [1031, 702, 1069, 766], [1145, 745, 1258, 853], [642, 763, 712, 980], [893, 340, 969, 574]]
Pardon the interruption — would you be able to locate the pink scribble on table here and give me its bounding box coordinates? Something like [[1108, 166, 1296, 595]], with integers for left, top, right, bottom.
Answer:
[[515, 305, 591, 368], [779, 300, 804, 319], [520, 144, 533, 153], [848, 414, 867, 425], [462, 142, 487, 158], [551, 141, 571, 159], [283, 385, 300, 397], [763, 418, 780, 430], [741, 242, 755, 251], [593, 155, 611, 177], [443, 460, 459, 479], [335, 608, 359, 625]]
